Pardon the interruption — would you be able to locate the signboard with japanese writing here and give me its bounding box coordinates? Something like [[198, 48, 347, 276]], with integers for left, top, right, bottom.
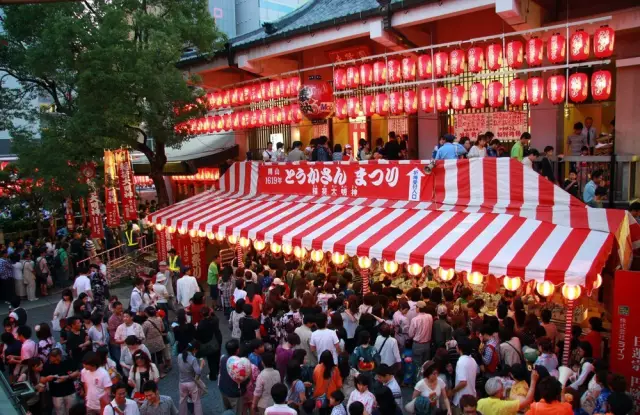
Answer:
[[190, 237, 206, 281], [114, 149, 138, 221], [454, 111, 528, 141], [611, 270, 640, 409], [157, 230, 167, 263], [104, 150, 121, 228], [65, 198, 74, 231], [326, 46, 371, 63], [257, 162, 434, 202], [88, 189, 104, 239], [178, 234, 192, 270]]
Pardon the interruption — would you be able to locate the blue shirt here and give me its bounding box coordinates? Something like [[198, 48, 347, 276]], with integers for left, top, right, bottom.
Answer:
[[486, 147, 498, 157], [583, 180, 597, 204], [435, 142, 466, 160]]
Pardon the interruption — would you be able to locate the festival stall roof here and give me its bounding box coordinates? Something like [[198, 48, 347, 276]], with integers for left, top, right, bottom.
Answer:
[[148, 158, 639, 289]]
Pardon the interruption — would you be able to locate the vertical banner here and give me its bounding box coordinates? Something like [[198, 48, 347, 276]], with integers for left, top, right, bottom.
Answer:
[[49, 217, 56, 238], [114, 149, 137, 221], [611, 270, 640, 410], [79, 198, 87, 226], [157, 229, 168, 263], [104, 150, 121, 227], [178, 234, 192, 270], [190, 237, 206, 281], [87, 189, 104, 239], [65, 198, 74, 231]]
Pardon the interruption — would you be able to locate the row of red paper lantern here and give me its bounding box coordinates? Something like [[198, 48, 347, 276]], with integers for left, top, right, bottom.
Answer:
[[333, 26, 615, 87], [176, 105, 304, 134], [201, 77, 302, 110]]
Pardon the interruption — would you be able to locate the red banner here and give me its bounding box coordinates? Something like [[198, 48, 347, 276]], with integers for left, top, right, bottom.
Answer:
[[178, 234, 192, 270], [65, 198, 74, 231], [79, 198, 87, 226], [453, 111, 528, 141], [611, 270, 640, 410], [115, 149, 137, 221], [87, 189, 104, 239], [157, 229, 168, 263], [104, 150, 121, 228], [257, 162, 434, 202], [190, 237, 206, 281]]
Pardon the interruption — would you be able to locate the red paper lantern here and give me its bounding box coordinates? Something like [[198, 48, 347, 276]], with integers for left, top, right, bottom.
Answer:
[[486, 44, 503, 71], [360, 64, 373, 86], [250, 85, 260, 103], [419, 88, 435, 112], [435, 87, 450, 112], [203, 117, 212, 133], [451, 85, 467, 111], [241, 112, 250, 129], [387, 59, 402, 83], [467, 47, 485, 73], [334, 68, 347, 90], [375, 93, 389, 116], [273, 80, 283, 99], [434, 52, 449, 77], [508, 79, 526, 106], [547, 33, 566, 64], [298, 78, 334, 120], [547, 74, 566, 104], [402, 57, 416, 81], [232, 112, 241, 129], [568, 73, 589, 103], [215, 91, 224, 108], [230, 88, 240, 106], [282, 106, 291, 124], [248, 111, 258, 128], [241, 86, 251, 105], [570, 30, 590, 62], [417, 55, 433, 79], [222, 90, 231, 107], [213, 115, 222, 132], [277, 107, 286, 125], [487, 81, 504, 108], [363, 95, 375, 116], [403, 90, 417, 114], [279, 79, 289, 98], [373, 61, 387, 85], [449, 49, 466, 76], [591, 70, 612, 101], [346, 66, 360, 88], [290, 104, 303, 123], [526, 37, 544, 67], [469, 82, 485, 109], [335, 98, 347, 120], [389, 91, 404, 115], [594, 26, 615, 58], [506, 41, 524, 69], [257, 109, 267, 127], [526, 77, 544, 105], [267, 108, 277, 126], [207, 92, 217, 109], [289, 77, 301, 97], [259, 83, 269, 101], [347, 96, 361, 118]]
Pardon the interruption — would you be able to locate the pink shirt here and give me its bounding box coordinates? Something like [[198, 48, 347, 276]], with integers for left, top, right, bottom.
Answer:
[[408, 313, 433, 343]]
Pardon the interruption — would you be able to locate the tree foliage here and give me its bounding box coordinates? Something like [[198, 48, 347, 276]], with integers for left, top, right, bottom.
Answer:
[[1, 0, 225, 207]]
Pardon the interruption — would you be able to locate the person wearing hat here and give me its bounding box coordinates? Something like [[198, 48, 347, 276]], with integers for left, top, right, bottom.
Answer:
[[153, 273, 170, 323], [408, 300, 433, 383], [343, 143, 354, 161], [477, 369, 539, 415], [435, 134, 467, 160], [157, 261, 175, 306], [432, 304, 453, 350]]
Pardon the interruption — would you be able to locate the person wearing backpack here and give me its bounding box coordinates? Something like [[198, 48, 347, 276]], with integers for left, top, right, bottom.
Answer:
[[373, 324, 401, 375], [350, 331, 377, 374]]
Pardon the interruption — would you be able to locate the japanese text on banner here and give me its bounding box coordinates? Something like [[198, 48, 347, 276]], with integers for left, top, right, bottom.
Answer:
[[454, 111, 528, 141], [115, 149, 137, 221], [87, 188, 104, 239], [104, 150, 121, 228]]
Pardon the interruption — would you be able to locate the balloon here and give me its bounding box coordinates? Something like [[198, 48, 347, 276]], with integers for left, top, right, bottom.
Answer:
[[226, 356, 251, 384]]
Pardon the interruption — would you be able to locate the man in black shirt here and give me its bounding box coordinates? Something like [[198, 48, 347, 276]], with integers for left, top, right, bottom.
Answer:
[[42, 348, 80, 415], [65, 316, 91, 369], [239, 303, 260, 344], [383, 131, 402, 160]]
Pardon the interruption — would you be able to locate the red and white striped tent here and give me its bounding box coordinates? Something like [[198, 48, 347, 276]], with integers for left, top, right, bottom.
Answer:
[[149, 158, 639, 290]]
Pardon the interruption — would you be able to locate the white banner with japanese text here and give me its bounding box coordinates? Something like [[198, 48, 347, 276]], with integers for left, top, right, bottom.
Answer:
[[454, 111, 528, 141]]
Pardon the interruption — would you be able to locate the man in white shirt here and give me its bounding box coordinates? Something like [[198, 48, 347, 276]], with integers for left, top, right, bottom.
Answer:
[[176, 270, 200, 308], [582, 116, 598, 153], [129, 278, 145, 314], [73, 266, 93, 299], [452, 338, 478, 408], [103, 381, 140, 415], [310, 314, 340, 364], [262, 141, 273, 162], [521, 148, 539, 169]]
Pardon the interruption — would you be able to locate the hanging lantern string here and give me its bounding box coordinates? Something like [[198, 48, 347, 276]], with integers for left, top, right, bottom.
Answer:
[[473, 59, 610, 80]]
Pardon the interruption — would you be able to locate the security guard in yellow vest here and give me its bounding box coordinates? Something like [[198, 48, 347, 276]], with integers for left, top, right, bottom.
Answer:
[[123, 222, 139, 253], [167, 248, 182, 274]]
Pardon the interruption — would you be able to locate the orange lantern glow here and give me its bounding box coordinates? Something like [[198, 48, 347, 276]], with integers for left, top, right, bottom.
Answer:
[[288, 77, 301, 97], [387, 59, 402, 83], [310, 249, 324, 262], [347, 96, 361, 118], [270, 242, 281, 254], [188, 229, 197, 238], [591, 70, 612, 101], [451, 85, 467, 111], [358, 256, 372, 269], [223, 113, 232, 130], [360, 64, 373, 86], [293, 246, 307, 259], [547, 33, 566, 64], [383, 260, 399, 274], [570, 30, 590, 62], [434, 52, 449, 77], [547, 74, 566, 104], [205, 231, 215, 240], [526, 37, 544, 67], [282, 244, 293, 256], [487, 81, 504, 108], [467, 271, 484, 285], [417, 55, 433, 79], [536, 281, 555, 297], [335, 98, 348, 120], [230, 88, 239, 106], [333, 68, 347, 90], [568, 73, 588, 103], [449, 49, 466, 75], [506, 41, 524, 69], [253, 240, 266, 251], [155, 223, 164, 232], [403, 90, 418, 114], [594, 26, 615, 58], [469, 82, 485, 109], [239, 237, 250, 248], [593, 273, 603, 289], [215, 232, 226, 242], [222, 90, 231, 107], [503, 276, 522, 291], [508, 79, 526, 106], [232, 112, 241, 129], [407, 263, 423, 276], [389, 91, 404, 115], [207, 92, 217, 109], [373, 61, 387, 85], [419, 87, 435, 112], [167, 226, 176, 234], [346, 66, 360, 88], [363, 95, 375, 117], [331, 252, 346, 265], [241, 111, 250, 129], [375, 93, 389, 116], [435, 87, 450, 112], [290, 104, 303, 123], [467, 47, 485, 73], [526, 77, 544, 105], [438, 268, 455, 282], [402, 57, 416, 81], [562, 284, 582, 300], [211, 115, 221, 132], [486, 44, 503, 71], [226, 234, 237, 245]]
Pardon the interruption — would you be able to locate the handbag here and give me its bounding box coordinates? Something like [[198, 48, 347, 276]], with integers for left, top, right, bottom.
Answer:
[[147, 319, 169, 344], [52, 303, 71, 332], [194, 375, 208, 397]]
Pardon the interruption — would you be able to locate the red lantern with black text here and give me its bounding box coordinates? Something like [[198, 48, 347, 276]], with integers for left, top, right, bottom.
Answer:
[[279, 79, 290, 98], [241, 86, 250, 105], [373, 61, 387, 85], [508, 79, 526, 106], [240, 112, 250, 129], [436, 87, 450, 112], [547, 75, 566, 104], [449, 49, 466, 75], [526, 37, 544, 67], [568, 73, 588, 103], [298, 78, 334, 120], [334, 68, 347, 90], [335, 99, 347, 120], [469, 83, 485, 109], [260, 83, 269, 101], [347, 96, 361, 118], [223, 113, 232, 130], [570, 30, 590, 62], [594, 26, 615, 58], [346, 66, 360, 88], [591, 70, 612, 101], [487, 81, 504, 108], [434, 52, 449, 77], [419, 88, 434, 112], [526, 77, 544, 105], [375, 93, 389, 116], [387, 59, 402, 83], [290, 104, 303, 123], [506, 41, 524, 69], [402, 57, 416, 81], [547, 33, 566, 64], [486, 44, 503, 71], [289, 77, 301, 97], [389, 91, 404, 115], [250, 85, 261, 103], [403, 90, 417, 114], [362, 95, 375, 116], [467, 47, 485, 73], [451, 85, 467, 111], [360, 64, 373, 86], [417, 55, 433, 79]]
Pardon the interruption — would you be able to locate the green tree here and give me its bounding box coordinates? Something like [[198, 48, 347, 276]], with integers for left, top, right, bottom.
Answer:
[[1, 0, 225, 207]]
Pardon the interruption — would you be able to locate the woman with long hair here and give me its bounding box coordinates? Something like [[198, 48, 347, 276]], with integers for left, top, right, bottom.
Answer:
[[313, 350, 343, 415], [35, 322, 54, 362], [372, 386, 401, 415], [285, 359, 306, 410], [173, 308, 196, 355], [128, 350, 159, 401], [245, 283, 263, 319], [338, 351, 358, 399], [96, 345, 120, 384], [229, 298, 245, 340], [178, 341, 203, 415], [52, 289, 73, 330], [195, 306, 223, 381]]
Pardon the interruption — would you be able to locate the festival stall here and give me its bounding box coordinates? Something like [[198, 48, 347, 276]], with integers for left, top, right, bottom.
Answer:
[[148, 157, 639, 364]]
